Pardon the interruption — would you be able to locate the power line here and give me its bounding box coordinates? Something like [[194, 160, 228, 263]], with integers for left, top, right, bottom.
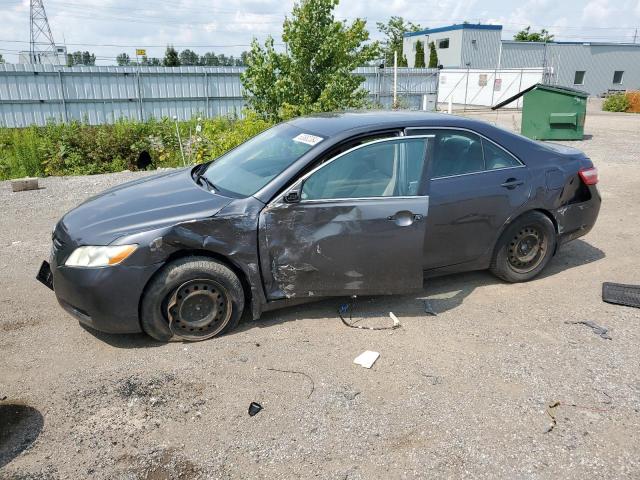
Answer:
[[0, 39, 283, 48], [4, 0, 292, 16], [8, 0, 636, 32], [4, 0, 640, 54]]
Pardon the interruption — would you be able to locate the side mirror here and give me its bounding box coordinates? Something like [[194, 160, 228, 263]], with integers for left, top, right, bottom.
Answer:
[[284, 188, 301, 203]]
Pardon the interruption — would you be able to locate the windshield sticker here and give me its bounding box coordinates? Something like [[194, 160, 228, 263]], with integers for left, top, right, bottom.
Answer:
[[293, 133, 323, 146]]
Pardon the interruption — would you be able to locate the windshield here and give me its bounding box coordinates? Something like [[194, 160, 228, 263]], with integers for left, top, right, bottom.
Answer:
[[202, 123, 323, 197]]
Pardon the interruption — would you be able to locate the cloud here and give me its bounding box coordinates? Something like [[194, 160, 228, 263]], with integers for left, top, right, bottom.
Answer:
[[581, 0, 614, 25]]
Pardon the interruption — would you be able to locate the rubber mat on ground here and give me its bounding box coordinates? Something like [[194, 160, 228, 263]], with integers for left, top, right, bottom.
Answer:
[[602, 282, 640, 309]]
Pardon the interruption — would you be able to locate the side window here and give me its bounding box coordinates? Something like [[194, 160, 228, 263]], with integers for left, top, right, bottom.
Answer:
[[482, 140, 521, 170], [613, 70, 624, 84], [301, 138, 428, 200], [432, 131, 484, 178]]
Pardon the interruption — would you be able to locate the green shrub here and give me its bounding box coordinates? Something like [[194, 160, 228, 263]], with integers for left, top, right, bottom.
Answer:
[[0, 113, 273, 181], [602, 93, 630, 112]]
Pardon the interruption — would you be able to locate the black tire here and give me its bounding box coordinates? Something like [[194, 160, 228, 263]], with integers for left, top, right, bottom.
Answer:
[[490, 211, 557, 283], [140, 256, 244, 342]]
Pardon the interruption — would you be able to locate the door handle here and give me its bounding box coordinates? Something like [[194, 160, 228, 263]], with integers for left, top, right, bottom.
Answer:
[[501, 178, 524, 189], [387, 213, 423, 221], [387, 211, 422, 226]]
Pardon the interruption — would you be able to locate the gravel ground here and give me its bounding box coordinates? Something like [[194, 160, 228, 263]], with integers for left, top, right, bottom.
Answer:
[[1, 109, 639, 479]]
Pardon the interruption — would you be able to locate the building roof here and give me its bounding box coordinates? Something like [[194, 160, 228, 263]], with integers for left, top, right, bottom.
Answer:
[[501, 40, 640, 47], [404, 23, 502, 38]]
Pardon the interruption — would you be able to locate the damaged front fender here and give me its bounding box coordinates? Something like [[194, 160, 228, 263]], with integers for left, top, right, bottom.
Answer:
[[115, 197, 268, 320]]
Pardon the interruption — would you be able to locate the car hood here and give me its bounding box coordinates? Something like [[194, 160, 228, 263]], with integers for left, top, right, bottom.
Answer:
[[58, 168, 233, 246]]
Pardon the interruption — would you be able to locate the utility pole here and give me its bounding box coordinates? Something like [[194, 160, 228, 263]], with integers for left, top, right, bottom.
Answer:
[[393, 50, 398, 109], [634, 28, 638, 44], [463, 62, 471, 112], [30, 0, 59, 64]]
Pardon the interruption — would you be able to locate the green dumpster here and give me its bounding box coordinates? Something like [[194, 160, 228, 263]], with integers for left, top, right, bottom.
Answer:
[[492, 83, 588, 140]]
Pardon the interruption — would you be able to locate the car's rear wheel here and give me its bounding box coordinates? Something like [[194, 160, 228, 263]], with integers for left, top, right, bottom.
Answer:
[[141, 256, 244, 342], [490, 211, 556, 283]]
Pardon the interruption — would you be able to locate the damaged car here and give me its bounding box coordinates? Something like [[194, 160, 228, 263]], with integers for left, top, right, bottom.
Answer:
[[37, 111, 600, 341]]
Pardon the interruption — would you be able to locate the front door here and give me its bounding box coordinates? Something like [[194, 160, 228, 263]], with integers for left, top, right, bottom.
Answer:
[[406, 128, 531, 269], [259, 136, 433, 300]]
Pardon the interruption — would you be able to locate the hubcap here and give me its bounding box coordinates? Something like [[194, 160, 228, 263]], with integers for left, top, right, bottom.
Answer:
[[166, 279, 231, 340], [508, 226, 547, 273]]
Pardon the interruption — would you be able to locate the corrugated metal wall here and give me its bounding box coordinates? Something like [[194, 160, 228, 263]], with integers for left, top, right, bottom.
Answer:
[[0, 64, 439, 128], [461, 29, 502, 69], [0, 64, 245, 127], [500, 42, 640, 95], [500, 42, 546, 70]]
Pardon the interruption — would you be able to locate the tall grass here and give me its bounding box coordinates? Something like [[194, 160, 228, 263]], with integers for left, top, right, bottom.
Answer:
[[0, 113, 273, 181], [0, 127, 45, 179]]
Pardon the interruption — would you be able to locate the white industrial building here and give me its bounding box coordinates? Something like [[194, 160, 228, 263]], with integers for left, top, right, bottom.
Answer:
[[403, 24, 640, 96], [18, 45, 67, 65]]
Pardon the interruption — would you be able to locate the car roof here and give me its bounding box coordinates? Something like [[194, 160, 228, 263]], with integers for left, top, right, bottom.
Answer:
[[286, 110, 492, 137]]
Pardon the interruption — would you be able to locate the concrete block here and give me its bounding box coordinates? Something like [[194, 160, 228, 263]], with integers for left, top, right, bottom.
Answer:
[[11, 177, 39, 192]]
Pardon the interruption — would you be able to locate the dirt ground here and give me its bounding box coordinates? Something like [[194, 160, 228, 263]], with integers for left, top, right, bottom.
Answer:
[[1, 107, 639, 479]]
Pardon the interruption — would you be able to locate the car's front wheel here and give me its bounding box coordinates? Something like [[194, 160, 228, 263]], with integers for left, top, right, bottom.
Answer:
[[490, 211, 557, 283], [141, 256, 245, 342]]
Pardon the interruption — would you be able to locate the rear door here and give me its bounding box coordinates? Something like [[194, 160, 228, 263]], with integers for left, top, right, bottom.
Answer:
[[405, 128, 531, 269], [259, 136, 434, 299]]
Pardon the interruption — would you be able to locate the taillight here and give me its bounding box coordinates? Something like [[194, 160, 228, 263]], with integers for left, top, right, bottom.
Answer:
[[578, 167, 598, 185]]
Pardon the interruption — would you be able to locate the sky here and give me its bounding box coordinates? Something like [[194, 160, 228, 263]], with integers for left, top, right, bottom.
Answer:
[[1, 0, 640, 65]]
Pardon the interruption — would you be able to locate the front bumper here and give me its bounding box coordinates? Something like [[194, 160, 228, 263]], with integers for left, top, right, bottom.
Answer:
[[49, 259, 161, 334]]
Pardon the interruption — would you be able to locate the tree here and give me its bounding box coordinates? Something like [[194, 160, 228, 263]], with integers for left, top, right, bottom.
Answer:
[[179, 49, 199, 66], [414, 40, 425, 68], [163, 46, 180, 66], [514, 26, 554, 42], [66, 51, 96, 66], [141, 55, 162, 66], [241, 0, 379, 121], [82, 51, 96, 66], [116, 53, 130, 66], [0, 54, 4, 64], [199, 51, 249, 66], [376, 16, 421, 67], [200, 52, 219, 66], [428, 41, 438, 68]]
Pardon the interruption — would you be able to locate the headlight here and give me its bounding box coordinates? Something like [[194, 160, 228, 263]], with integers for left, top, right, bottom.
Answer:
[[65, 244, 138, 267]]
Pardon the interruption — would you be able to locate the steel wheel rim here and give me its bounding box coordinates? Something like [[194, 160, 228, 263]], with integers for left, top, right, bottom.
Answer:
[[507, 226, 547, 274], [165, 279, 232, 340]]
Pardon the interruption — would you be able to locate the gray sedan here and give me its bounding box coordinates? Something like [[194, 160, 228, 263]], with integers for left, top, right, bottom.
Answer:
[[38, 111, 601, 341]]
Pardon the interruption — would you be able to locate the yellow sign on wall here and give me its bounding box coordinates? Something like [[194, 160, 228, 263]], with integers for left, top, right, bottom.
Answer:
[[136, 49, 146, 56]]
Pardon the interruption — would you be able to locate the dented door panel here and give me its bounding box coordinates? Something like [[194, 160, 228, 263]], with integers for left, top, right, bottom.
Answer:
[[259, 196, 429, 299]]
